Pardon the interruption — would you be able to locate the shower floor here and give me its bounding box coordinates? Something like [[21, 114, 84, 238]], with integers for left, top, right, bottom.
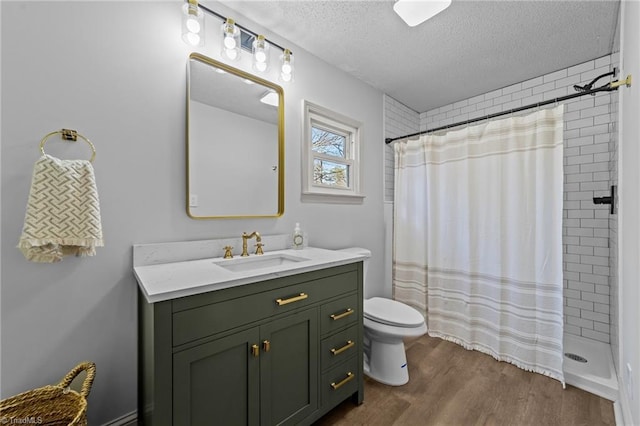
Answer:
[[564, 333, 619, 401]]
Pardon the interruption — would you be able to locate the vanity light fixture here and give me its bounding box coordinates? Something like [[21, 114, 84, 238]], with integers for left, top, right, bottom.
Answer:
[[280, 49, 294, 83], [393, 0, 452, 27], [252, 35, 270, 73], [182, 0, 204, 46], [181, 1, 295, 81], [221, 18, 241, 60]]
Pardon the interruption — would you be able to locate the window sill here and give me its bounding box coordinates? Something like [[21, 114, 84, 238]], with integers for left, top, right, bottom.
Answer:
[[301, 191, 365, 204]]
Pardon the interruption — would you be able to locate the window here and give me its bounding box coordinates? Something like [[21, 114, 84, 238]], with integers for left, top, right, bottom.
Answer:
[[302, 101, 364, 202]]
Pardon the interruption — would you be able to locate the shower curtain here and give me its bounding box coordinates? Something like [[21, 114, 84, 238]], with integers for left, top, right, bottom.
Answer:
[[393, 106, 565, 384]]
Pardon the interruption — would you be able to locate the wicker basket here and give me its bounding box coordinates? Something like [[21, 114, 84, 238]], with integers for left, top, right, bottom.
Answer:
[[0, 362, 96, 426]]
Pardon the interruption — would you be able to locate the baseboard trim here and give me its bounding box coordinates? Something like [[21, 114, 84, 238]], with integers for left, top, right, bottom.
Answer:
[[101, 411, 138, 426], [615, 377, 635, 426], [613, 401, 624, 426]]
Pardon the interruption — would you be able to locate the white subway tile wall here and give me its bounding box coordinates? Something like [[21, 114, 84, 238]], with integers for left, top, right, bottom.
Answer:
[[383, 95, 420, 202], [384, 55, 618, 344]]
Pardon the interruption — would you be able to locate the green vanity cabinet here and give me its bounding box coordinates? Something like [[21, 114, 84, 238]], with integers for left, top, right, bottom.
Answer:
[[139, 262, 364, 426], [173, 327, 260, 425], [259, 309, 318, 425]]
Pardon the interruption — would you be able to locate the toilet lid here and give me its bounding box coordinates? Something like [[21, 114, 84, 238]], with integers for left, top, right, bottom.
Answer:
[[364, 297, 425, 328]]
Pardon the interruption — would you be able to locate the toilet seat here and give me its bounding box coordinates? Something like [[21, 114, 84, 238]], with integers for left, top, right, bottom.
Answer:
[[364, 297, 425, 328]]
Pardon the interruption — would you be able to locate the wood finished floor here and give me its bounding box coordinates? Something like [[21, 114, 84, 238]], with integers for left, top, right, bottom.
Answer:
[[314, 335, 615, 426]]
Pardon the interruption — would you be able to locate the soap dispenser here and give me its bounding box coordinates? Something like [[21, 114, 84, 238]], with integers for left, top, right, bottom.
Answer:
[[292, 222, 304, 250]]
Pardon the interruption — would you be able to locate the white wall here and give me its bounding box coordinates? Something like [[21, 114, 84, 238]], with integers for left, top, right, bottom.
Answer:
[[617, 1, 640, 423], [0, 2, 384, 424]]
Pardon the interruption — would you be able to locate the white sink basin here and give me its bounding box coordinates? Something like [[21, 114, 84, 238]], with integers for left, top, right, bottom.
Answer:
[[213, 253, 309, 273]]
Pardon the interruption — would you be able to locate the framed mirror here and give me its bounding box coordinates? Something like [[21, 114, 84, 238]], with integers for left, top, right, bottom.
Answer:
[[187, 52, 284, 218]]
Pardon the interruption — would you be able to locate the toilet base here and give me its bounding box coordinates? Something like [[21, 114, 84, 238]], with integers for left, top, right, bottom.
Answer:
[[363, 318, 427, 386], [364, 337, 410, 386]]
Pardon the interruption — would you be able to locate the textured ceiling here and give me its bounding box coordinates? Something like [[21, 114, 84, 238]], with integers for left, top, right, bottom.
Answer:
[[218, 0, 620, 113]]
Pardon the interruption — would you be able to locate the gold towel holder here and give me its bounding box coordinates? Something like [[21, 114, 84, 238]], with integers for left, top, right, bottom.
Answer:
[[39, 129, 96, 162]]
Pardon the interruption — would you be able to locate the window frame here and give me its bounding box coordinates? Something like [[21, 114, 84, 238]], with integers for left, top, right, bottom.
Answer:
[[302, 100, 364, 203]]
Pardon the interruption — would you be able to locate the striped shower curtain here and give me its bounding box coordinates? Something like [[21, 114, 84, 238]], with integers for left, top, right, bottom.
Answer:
[[393, 106, 565, 384]]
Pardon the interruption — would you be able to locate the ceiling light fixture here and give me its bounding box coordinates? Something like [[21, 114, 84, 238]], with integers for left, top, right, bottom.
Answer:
[[260, 91, 279, 107], [182, 0, 204, 46], [393, 0, 452, 27]]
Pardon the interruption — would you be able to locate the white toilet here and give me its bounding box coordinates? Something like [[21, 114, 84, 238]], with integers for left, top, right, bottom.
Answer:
[[339, 247, 427, 386]]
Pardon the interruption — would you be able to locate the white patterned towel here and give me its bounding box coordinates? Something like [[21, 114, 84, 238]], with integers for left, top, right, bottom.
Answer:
[[18, 155, 104, 262]]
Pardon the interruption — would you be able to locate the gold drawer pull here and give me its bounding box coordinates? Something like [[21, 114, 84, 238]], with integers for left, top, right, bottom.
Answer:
[[330, 340, 354, 356], [330, 308, 354, 321], [330, 372, 354, 390], [276, 292, 308, 306], [251, 344, 259, 357], [263, 340, 271, 352]]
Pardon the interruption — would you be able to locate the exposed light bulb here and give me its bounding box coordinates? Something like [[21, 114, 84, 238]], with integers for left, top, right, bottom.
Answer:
[[225, 48, 238, 60], [281, 73, 292, 82], [186, 17, 200, 34], [281, 63, 292, 74], [255, 51, 267, 63], [255, 61, 267, 72], [186, 32, 201, 46], [224, 35, 236, 50]]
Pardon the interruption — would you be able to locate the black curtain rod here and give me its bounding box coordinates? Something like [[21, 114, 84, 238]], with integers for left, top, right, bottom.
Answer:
[[198, 3, 291, 54], [385, 74, 629, 145]]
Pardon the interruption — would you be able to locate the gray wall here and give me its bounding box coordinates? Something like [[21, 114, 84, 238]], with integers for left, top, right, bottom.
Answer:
[[0, 2, 384, 424], [385, 55, 619, 345]]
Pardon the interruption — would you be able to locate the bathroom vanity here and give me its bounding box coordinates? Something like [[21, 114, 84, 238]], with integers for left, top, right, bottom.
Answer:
[[134, 239, 365, 425]]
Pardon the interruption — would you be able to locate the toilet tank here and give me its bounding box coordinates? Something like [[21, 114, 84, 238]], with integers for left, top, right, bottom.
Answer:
[[338, 247, 371, 290]]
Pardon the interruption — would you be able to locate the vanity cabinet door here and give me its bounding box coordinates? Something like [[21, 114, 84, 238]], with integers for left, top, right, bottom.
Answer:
[[260, 309, 318, 425], [173, 328, 260, 426]]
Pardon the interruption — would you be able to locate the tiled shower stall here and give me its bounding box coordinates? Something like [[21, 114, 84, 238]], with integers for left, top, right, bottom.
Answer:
[[384, 55, 619, 372]]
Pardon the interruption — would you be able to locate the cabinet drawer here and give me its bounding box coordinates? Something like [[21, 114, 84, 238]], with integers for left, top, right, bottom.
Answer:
[[173, 270, 357, 346], [321, 325, 358, 372], [320, 293, 359, 335], [321, 356, 359, 408]]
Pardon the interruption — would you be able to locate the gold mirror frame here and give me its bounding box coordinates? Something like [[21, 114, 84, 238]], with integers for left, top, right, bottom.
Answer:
[[186, 52, 285, 219]]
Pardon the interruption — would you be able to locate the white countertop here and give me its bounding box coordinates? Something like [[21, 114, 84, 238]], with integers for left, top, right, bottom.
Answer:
[[134, 247, 366, 303]]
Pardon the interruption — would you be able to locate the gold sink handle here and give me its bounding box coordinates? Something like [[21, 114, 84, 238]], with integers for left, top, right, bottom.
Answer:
[[255, 242, 264, 255]]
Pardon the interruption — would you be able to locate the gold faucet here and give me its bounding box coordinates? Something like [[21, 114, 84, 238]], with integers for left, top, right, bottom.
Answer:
[[241, 231, 262, 257]]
